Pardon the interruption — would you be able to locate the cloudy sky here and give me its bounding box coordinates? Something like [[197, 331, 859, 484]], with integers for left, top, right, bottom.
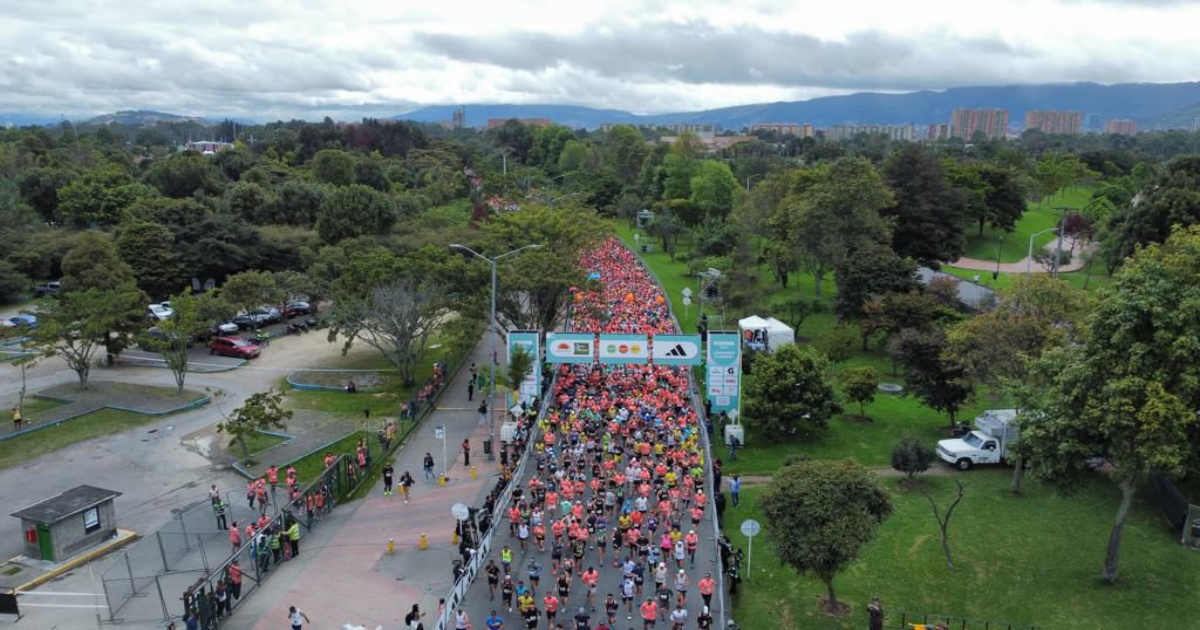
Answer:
[[1, 0, 1198, 120]]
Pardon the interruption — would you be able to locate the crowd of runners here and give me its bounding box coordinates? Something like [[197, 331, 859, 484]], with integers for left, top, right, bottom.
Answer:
[[451, 238, 726, 630]]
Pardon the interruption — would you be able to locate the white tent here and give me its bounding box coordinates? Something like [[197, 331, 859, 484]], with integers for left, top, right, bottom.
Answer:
[[737, 315, 795, 352]]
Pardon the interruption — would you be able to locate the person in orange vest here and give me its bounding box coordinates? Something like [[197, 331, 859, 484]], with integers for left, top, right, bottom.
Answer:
[[229, 522, 242, 554], [267, 465, 279, 490], [227, 559, 243, 603]]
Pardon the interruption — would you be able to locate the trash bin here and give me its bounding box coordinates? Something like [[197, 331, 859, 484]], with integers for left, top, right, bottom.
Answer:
[[483, 438, 493, 456]]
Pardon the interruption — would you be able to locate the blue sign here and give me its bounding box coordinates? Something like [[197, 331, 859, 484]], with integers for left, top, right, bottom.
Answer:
[[706, 331, 741, 413]]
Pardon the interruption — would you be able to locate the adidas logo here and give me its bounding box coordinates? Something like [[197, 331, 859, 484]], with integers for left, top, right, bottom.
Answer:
[[666, 344, 689, 357]]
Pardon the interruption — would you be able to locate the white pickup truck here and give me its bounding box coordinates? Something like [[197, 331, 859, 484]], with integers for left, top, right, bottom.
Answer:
[[937, 409, 1019, 470]]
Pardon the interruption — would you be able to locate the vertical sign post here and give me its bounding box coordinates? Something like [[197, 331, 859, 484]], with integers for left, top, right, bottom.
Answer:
[[706, 331, 742, 414]]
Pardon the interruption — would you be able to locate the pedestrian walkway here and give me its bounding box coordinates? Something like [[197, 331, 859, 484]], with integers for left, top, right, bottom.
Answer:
[[222, 336, 503, 630], [951, 236, 1092, 273]]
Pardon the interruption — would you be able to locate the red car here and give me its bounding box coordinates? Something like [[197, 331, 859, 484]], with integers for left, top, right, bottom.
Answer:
[[208, 336, 261, 359]]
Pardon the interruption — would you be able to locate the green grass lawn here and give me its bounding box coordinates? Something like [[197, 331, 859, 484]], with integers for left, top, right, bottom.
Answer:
[[962, 188, 1092, 263], [289, 430, 385, 500], [0, 407, 187, 469], [241, 430, 289, 456], [284, 339, 446, 417], [724, 471, 1200, 630], [19, 396, 67, 417]]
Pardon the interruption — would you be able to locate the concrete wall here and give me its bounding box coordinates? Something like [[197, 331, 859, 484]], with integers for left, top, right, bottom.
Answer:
[[23, 501, 118, 561]]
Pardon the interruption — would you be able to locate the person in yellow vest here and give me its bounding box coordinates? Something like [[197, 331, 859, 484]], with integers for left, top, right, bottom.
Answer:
[[11, 406, 21, 433], [286, 520, 300, 557]]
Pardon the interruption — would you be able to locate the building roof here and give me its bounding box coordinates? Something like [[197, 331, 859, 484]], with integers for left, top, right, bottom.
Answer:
[[11, 485, 122, 523]]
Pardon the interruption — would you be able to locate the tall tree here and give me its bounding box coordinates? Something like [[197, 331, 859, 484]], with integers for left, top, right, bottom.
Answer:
[[57, 164, 155, 227], [327, 277, 447, 386], [883, 145, 966, 265], [116, 221, 183, 300], [840, 366, 880, 419], [661, 134, 705, 200], [889, 328, 974, 426], [779, 158, 893, 297], [760, 460, 893, 614], [311, 149, 357, 186], [689, 160, 739, 220], [833, 242, 919, 321], [142, 290, 232, 393], [743, 344, 842, 436], [603, 124, 648, 184], [143, 151, 226, 198], [316, 183, 397, 244], [1102, 155, 1200, 272], [1017, 226, 1200, 584], [220, 270, 285, 314], [30, 288, 146, 390]]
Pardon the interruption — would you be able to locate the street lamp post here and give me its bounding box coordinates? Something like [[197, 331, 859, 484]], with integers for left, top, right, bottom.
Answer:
[[994, 235, 1003, 282], [449, 243, 543, 460], [500, 147, 515, 176], [1026, 227, 1060, 274], [745, 173, 761, 193]]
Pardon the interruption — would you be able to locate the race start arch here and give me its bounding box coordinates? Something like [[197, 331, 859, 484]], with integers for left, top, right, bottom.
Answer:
[[545, 332, 704, 366]]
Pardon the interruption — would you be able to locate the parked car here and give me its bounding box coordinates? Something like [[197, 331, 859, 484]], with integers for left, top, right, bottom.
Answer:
[[148, 303, 175, 321], [232, 307, 281, 329], [208, 336, 261, 359], [34, 281, 61, 297], [138, 327, 186, 351], [1, 314, 37, 329], [284, 301, 312, 317]]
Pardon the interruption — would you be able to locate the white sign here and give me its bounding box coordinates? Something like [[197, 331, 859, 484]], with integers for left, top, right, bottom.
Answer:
[[682, 296, 692, 306], [452, 503, 470, 521], [434, 425, 445, 439], [651, 334, 702, 365], [740, 519, 761, 537], [546, 332, 597, 364], [682, 287, 693, 298], [598, 334, 650, 364]]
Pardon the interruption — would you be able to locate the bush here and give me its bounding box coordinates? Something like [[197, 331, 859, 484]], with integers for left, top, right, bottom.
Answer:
[[0, 259, 28, 303], [891, 433, 936, 480]]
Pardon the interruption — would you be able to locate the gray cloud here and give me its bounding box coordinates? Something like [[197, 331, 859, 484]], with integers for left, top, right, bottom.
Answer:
[[416, 21, 1172, 92]]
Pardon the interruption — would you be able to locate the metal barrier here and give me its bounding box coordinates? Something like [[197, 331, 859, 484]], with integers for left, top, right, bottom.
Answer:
[[175, 458, 348, 629], [881, 610, 1039, 630]]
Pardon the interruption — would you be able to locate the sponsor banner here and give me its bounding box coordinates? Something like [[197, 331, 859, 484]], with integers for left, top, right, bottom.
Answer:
[[545, 332, 597, 364], [706, 331, 741, 413], [507, 331, 540, 405], [598, 334, 650, 364], [651, 334, 702, 366]]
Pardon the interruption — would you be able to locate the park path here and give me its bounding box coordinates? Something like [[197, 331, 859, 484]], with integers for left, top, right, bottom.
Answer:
[[735, 465, 958, 487], [222, 334, 501, 630], [951, 236, 1091, 273]]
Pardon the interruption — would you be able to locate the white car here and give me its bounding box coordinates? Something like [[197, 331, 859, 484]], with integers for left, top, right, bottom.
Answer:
[[148, 303, 175, 321]]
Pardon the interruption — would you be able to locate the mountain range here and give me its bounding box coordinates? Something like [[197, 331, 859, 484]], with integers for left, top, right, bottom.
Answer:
[[4, 82, 1200, 131], [397, 82, 1200, 131]]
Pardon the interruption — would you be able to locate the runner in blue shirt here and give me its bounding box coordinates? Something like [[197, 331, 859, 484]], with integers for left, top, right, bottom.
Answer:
[[485, 610, 504, 630]]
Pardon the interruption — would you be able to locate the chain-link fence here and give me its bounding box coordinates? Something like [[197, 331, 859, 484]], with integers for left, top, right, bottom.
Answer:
[[99, 460, 349, 627]]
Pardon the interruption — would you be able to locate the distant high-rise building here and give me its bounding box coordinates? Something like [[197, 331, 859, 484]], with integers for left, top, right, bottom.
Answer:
[[748, 122, 814, 138], [660, 123, 717, 138], [825, 124, 914, 142], [951, 108, 1009, 140], [926, 123, 952, 141], [451, 107, 465, 129], [1192, 117, 1200, 133], [1104, 119, 1138, 136], [1025, 110, 1083, 135]]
